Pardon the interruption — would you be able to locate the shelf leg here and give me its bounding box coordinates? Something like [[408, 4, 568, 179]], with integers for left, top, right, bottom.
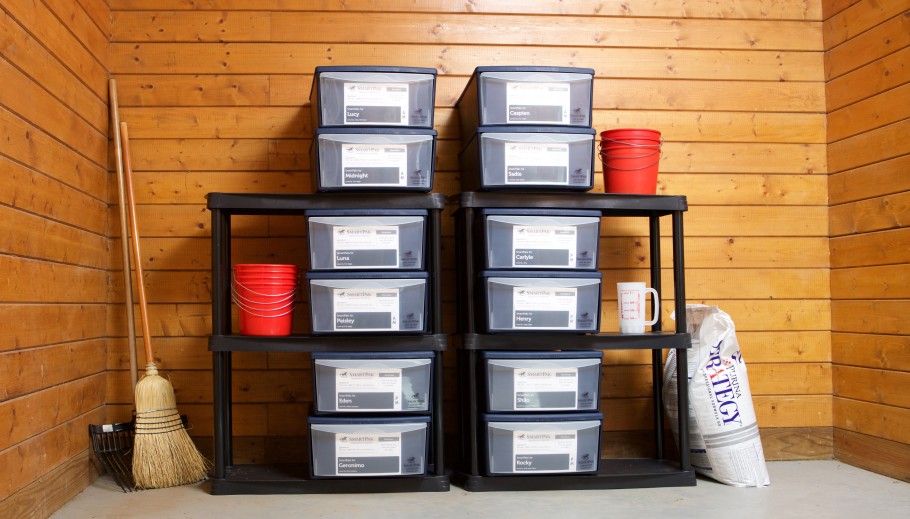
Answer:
[[672, 211, 690, 471], [649, 216, 665, 459], [433, 350, 445, 475], [466, 349, 480, 476], [212, 352, 226, 478], [211, 207, 233, 469]]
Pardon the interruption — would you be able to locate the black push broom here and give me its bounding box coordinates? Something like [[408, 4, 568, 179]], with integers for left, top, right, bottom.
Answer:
[[120, 122, 211, 489]]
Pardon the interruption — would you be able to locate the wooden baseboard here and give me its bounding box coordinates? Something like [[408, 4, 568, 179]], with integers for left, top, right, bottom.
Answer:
[[0, 449, 100, 519], [835, 428, 910, 482], [761, 426, 833, 460]]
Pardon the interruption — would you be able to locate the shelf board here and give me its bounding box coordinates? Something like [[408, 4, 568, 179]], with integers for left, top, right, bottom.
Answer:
[[454, 192, 687, 216], [459, 332, 690, 350], [451, 458, 696, 492], [209, 334, 448, 352], [207, 192, 446, 214], [210, 464, 450, 495]]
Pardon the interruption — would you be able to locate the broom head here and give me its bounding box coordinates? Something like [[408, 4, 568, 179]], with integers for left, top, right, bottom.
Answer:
[[132, 364, 210, 489]]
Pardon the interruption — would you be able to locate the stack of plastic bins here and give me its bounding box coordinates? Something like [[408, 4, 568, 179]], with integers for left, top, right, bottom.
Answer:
[[473, 209, 605, 476], [309, 66, 438, 192], [308, 351, 434, 479], [456, 66, 596, 192], [304, 211, 434, 479], [455, 65, 606, 477], [304, 66, 439, 479]]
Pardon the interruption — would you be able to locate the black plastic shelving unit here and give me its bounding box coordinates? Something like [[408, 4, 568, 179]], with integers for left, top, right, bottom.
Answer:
[[207, 192, 450, 494], [451, 191, 696, 491]]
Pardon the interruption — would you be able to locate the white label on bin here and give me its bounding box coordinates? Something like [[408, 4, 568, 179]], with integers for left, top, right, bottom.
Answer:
[[506, 82, 570, 124], [513, 367, 579, 411], [333, 226, 400, 268], [511, 225, 577, 267], [333, 288, 400, 331], [344, 83, 409, 125], [512, 430, 577, 472], [335, 368, 403, 411], [504, 142, 569, 185], [341, 144, 408, 186], [512, 287, 577, 329], [335, 432, 402, 476]]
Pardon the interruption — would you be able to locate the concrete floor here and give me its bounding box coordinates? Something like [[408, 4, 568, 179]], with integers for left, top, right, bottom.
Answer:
[[53, 461, 910, 519]]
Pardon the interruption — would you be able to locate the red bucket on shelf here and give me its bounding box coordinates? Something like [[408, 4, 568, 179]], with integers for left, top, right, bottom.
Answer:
[[599, 128, 662, 194], [232, 264, 299, 336]]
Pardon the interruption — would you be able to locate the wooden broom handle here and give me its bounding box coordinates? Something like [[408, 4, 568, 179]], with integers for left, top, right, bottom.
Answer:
[[120, 122, 155, 366]]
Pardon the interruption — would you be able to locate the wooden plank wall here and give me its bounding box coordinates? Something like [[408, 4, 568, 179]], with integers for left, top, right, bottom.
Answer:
[[0, 0, 111, 516], [825, 0, 910, 482], [106, 0, 832, 464]]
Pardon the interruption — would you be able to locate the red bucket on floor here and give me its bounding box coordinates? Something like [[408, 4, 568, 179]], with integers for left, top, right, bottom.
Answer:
[[599, 128, 661, 194]]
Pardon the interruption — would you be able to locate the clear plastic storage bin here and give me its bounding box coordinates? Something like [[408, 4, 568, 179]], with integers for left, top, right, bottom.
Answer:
[[479, 209, 600, 270], [460, 127, 595, 191], [307, 272, 428, 334], [481, 351, 603, 412], [311, 351, 433, 414], [480, 271, 602, 333], [310, 66, 437, 128], [308, 416, 430, 478], [310, 128, 437, 192], [456, 66, 594, 142], [306, 210, 427, 270], [483, 413, 602, 475]]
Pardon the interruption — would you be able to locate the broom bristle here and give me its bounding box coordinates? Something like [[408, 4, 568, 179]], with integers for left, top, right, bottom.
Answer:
[[133, 367, 211, 489]]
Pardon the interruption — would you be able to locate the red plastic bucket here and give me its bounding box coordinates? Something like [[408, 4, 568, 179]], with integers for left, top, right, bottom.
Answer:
[[599, 128, 661, 194], [232, 274, 297, 336]]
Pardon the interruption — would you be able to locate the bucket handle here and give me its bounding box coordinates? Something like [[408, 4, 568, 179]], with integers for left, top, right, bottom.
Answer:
[[232, 294, 297, 314], [599, 137, 663, 150], [598, 148, 661, 161], [232, 274, 299, 299], [234, 304, 296, 319], [600, 157, 662, 171], [231, 285, 298, 305]]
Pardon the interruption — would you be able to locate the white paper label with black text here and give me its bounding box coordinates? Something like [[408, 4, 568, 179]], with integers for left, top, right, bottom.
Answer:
[[343, 83, 409, 125], [335, 432, 402, 476], [333, 226, 400, 268], [511, 225, 577, 267], [506, 82, 570, 124], [513, 367, 579, 410], [335, 367, 403, 411], [334, 288, 400, 331], [504, 142, 569, 185], [341, 144, 408, 186], [512, 287, 577, 329], [512, 430, 577, 472]]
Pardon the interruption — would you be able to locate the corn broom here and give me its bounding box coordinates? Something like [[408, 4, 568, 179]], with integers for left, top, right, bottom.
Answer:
[[120, 122, 211, 489]]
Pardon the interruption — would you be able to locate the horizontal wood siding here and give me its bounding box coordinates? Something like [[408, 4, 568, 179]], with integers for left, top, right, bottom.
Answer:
[[825, 0, 910, 481], [107, 0, 830, 465], [0, 0, 111, 513]]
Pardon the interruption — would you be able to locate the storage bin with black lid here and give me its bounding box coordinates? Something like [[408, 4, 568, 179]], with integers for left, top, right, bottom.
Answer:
[[482, 412, 603, 476], [307, 272, 429, 334], [479, 271, 602, 333], [477, 208, 600, 270], [310, 128, 437, 192], [311, 351, 434, 414], [480, 350, 603, 412], [305, 209, 428, 271], [456, 66, 595, 143], [308, 415, 430, 478], [310, 66, 437, 128], [459, 126, 595, 191]]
